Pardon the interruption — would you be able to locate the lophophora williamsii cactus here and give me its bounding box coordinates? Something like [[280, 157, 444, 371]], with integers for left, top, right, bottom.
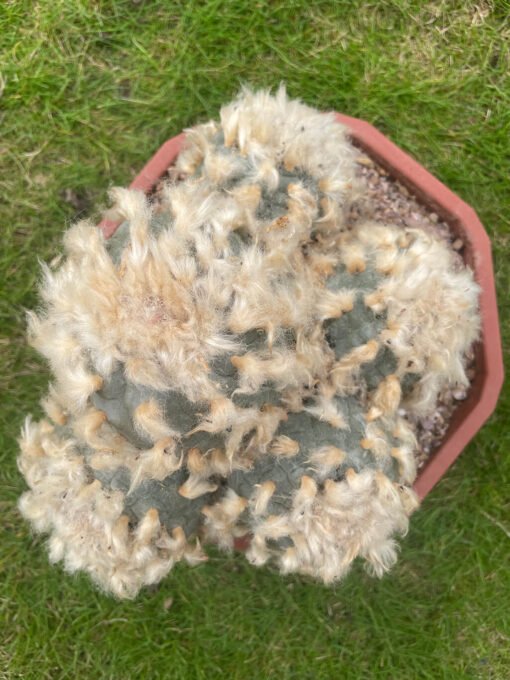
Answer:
[[18, 87, 480, 598]]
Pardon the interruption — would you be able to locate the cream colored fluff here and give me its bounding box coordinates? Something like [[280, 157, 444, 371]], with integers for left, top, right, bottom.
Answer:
[[354, 222, 480, 415], [18, 418, 205, 599], [18, 86, 480, 598], [247, 470, 419, 583]]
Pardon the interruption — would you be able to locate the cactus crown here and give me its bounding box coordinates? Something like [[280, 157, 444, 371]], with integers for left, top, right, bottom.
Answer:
[[18, 87, 480, 598]]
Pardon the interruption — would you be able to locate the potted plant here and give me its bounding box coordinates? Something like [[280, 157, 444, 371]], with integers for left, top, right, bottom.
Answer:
[[18, 87, 503, 599], [101, 106, 504, 501]]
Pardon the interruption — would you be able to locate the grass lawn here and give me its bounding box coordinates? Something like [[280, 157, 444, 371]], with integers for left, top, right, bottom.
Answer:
[[1, 1, 509, 678]]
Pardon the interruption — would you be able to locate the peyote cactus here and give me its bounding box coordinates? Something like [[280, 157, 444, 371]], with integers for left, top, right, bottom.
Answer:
[[18, 87, 480, 598]]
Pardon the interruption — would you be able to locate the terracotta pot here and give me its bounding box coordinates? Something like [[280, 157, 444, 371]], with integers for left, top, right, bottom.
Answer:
[[98, 116, 504, 500]]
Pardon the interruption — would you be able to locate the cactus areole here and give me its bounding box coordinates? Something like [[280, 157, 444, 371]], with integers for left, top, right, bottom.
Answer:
[[19, 88, 497, 600]]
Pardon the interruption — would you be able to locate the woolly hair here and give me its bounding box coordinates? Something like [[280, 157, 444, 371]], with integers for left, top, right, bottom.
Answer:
[[18, 86, 480, 598]]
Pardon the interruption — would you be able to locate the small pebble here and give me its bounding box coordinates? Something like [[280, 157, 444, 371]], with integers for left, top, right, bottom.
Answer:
[[396, 182, 409, 197], [452, 389, 468, 401], [163, 597, 174, 610], [452, 238, 464, 251], [422, 417, 434, 431], [356, 155, 373, 166]]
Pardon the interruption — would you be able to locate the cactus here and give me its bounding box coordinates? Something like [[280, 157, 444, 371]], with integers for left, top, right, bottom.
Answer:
[[18, 87, 480, 598]]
